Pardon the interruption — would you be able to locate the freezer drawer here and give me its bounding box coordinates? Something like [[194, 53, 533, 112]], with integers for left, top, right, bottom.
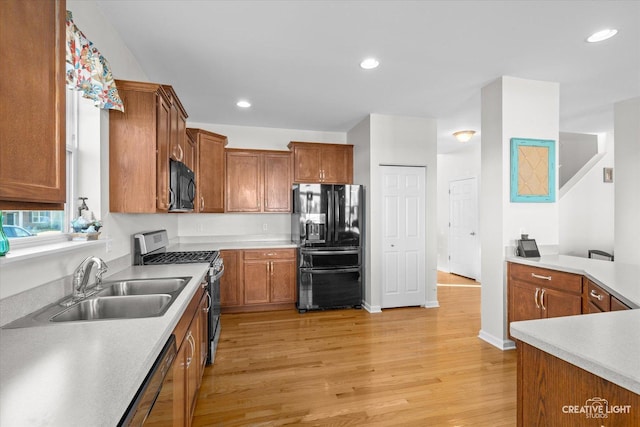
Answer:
[[297, 267, 362, 312]]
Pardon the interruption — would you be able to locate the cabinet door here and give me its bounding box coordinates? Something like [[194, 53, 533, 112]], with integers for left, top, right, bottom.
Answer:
[[0, 0, 66, 209], [243, 260, 270, 304], [611, 296, 631, 311], [541, 287, 582, 318], [220, 250, 242, 307], [321, 145, 352, 184], [184, 132, 196, 172], [197, 132, 226, 213], [156, 94, 171, 211], [292, 145, 322, 182], [509, 281, 541, 324], [270, 259, 296, 303], [226, 151, 262, 212], [186, 326, 199, 424], [264, 153, 292, 212]]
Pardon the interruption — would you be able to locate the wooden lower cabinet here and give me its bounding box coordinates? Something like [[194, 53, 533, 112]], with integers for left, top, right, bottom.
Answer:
[[585, 279, 631, 313], [158, 282, 208, 426], [508, 263, 583, 339], [220, 248, 296, 313], [517, 341, 639, 426]]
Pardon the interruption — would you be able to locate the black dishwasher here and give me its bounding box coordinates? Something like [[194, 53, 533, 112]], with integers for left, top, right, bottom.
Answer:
[[119, 335, 177, 426]]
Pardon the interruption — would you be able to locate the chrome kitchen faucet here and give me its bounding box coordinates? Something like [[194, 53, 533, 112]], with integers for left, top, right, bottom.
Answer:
[[71, 256, 109, 301]]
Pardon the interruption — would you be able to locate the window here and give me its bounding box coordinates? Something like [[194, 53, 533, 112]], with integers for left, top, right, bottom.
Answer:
[[1, 91, 82, 239]]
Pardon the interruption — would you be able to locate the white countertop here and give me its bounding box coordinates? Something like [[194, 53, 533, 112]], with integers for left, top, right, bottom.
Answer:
[[510, 310, 640, 394], [507, 255, 640, 395], [0, 263, 209, 427]]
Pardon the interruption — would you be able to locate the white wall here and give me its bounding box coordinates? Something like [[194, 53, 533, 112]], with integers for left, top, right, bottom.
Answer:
[[347, 116, 372, 303], [480, 76, 559, 350], [366, 114, 439, 311], [614, 97, 640, 265], [559, 133, 615, 257], [436, 143, 481, 273]]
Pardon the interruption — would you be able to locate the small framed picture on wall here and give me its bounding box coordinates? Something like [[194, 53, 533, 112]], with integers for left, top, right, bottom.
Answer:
[[603, 167, 613, 183]]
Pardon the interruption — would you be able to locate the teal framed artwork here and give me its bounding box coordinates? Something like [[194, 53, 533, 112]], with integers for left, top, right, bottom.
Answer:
[[510, 138, 556, 203]]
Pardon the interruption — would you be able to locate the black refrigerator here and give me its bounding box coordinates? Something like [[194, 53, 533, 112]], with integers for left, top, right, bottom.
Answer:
[[292, 183, 364, 312]]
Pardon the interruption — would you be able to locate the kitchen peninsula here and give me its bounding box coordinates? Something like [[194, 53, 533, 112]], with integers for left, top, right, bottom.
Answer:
[[508, 255, 640, 426]]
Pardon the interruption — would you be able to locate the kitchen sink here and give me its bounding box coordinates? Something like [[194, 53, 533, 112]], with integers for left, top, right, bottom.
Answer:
[[1, 276, 192, 328], [96, 277, 189, 297], [50, 294, 172, 322]]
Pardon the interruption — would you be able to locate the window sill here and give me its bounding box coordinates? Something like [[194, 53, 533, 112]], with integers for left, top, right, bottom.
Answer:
[[0, 236, 109, 266]]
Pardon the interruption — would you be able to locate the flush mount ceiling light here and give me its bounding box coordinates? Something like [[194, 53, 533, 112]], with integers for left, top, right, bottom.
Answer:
[[453, 130, 476, 142], [236, 100, 251, 108], [586, 29, 618, 43], [360, 57, 380, 70]]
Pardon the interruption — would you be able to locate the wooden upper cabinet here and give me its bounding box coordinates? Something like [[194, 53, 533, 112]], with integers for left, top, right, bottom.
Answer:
[[0, 0, 66, 210], [162, 85, 189, 165], [187, 128, 227, 213], [264, 152, 293, 212], [288, 141, 353, 184], [109, 80, 172, 213], [225, 149, 292, 213], [226, 150, 262, 212]]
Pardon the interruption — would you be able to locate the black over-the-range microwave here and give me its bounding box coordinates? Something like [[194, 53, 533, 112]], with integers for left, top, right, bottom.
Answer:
[[169, 159, 195, 212]]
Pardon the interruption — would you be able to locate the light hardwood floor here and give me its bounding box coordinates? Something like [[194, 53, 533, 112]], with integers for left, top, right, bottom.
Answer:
[[193, 274, 516, 426]]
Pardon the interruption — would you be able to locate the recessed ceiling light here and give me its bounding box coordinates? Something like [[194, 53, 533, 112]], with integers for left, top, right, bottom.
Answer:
[[360, 58, 380, 70], [586, 29, 618, 43], [236, 100, 251, 108]]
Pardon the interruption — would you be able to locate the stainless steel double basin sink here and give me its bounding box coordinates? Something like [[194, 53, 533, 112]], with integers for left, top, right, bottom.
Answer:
[[3, 277, 191, 328]]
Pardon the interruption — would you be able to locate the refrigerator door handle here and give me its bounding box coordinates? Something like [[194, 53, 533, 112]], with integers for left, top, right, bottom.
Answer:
[[334, 188, 340, 243], [327, 187, 334, 244]]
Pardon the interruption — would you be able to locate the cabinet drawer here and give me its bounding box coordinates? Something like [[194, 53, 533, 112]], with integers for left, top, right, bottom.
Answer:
[[508, 263, 582, 294], [586, 280, 610, 312], [243, 248, 295, 260]]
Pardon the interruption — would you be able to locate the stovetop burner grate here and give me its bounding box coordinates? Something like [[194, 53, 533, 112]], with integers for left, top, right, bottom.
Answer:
[[142, 251, 218, 265]]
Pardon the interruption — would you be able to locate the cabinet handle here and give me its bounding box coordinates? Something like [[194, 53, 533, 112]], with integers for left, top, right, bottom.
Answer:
[[200, 196, 205, 211], [531, 273, 552, 281], [177, 144, 184, 162], [185, 332, 195, 368], [534, 288, 540, 309], [590, 289, 604, 301], [540, 289, 546, 311]]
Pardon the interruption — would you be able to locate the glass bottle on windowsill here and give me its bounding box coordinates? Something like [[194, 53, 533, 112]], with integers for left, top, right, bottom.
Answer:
[[0, 211, 10, 256]]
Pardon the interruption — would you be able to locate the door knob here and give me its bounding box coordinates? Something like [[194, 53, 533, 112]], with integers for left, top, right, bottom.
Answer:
[[470, 232, 476, 236]]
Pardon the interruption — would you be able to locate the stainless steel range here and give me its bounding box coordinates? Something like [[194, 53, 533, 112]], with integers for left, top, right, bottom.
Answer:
[[133, 230, 223, 364]]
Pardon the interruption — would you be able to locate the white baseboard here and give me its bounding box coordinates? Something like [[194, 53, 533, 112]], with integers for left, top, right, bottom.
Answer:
[[424, 300, 440, 308], [362, 301, 381, 313], [478, 329, 516, 351]]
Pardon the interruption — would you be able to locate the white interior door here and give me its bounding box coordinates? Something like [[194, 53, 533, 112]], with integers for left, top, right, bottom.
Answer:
[[381, 165, 426, 308], [448, 177, 479, 280]]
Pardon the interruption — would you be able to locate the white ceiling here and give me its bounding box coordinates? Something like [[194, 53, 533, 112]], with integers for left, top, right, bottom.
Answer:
[[95, 0, 640, 153]]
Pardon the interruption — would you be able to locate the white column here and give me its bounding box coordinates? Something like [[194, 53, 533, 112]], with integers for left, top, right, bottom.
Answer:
[[614, 97, 640, 265], [479, 76, 560, 349]]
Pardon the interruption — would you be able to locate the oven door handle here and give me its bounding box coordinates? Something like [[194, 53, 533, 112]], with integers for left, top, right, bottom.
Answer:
[[211, 264, 225, 281], [301, 249, 360, 256], [300, 267, 361, 274]]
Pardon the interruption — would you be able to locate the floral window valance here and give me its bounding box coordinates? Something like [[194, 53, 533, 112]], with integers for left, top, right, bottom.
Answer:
[[65, 11, 124, 112]]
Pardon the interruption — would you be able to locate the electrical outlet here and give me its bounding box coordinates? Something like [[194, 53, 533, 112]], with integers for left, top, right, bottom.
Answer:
[[105, 238, 112, 253], [263, 223, 268, 232], [196, 223, 204, 233]]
